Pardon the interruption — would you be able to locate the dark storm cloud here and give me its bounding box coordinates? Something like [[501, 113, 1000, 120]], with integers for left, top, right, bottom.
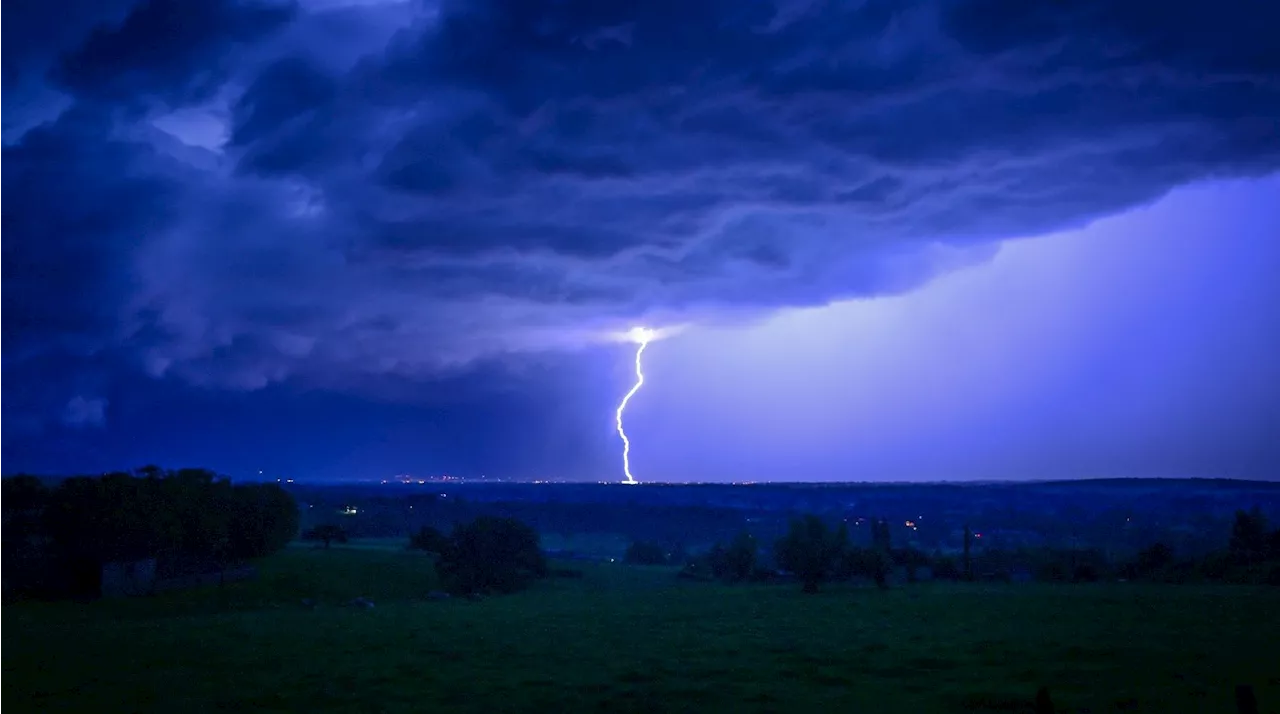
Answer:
[[4, 0, 1280, 417], [50, 0, 298, 105], [2, 107, 175, 356]]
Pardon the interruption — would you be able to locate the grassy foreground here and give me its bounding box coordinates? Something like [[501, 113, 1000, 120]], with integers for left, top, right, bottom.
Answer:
[[5, 546, 1279, 714]]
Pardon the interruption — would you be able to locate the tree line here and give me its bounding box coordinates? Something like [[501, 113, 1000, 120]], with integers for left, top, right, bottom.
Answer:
[[3, 468, 299, 598], [647, 515, 906, 593], [626, 508, 1280, 593]]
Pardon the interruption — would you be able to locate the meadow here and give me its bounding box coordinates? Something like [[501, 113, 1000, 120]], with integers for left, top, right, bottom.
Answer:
[[5, 545, 1279, 714]]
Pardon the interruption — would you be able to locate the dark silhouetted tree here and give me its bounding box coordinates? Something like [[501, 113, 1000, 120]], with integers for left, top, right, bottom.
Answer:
[[624, 540, 668, 565], [302, 524, 348, 549], [34, 468, 297, 596], [2, 476, 52, 594], [1132, 542, 1174, 576], [844, 546, 891, 588], [963, 524, 974, 581], [892, 546, 930, 582], [775, 515, 846, 593], [872, 518, 892, 551], [438, 516, 547, 595], [1229, 507, 1269, 564], [719, 532, 757, 582], [409, 525, 451, 554], [2, 476, 49, 553], [668, 542, 689, 566], [221, 481, 299, 562]]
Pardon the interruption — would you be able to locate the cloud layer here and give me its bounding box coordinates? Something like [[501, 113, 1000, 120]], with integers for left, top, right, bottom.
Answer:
[[5, 0, 1280, 423]]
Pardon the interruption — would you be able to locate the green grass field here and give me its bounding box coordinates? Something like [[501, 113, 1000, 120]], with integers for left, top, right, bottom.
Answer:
[[5, 547, 1279, 714]]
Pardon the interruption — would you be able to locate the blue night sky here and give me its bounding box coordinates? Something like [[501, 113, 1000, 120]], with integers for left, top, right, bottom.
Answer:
[[3, 0, 1279, 482]]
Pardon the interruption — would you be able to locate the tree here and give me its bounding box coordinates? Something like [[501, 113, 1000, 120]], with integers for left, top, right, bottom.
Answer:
[[302, 524, 348, 549], [3, 476, 53, 595], [624, 540, 668, 565], [845, 547, 891, 588], [775, 515, 846, 593], [668, 542, 689, 566], [2, 476, 50, 554], [33, 468, 297, 597], [872, 518, 892, 552], [438, 516, 547, 595], [963, 524, 974, 581], [708, 532, 757, 582], [225, 482, 299, 561], [1229, 507, 1269, 564], [892, 546, 931, 583], [409, 525, 451, 555], [1132, 542, 1174, 575]]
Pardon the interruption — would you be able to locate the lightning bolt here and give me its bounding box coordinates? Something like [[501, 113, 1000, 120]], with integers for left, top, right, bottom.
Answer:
[[616, 328, 653, 484]]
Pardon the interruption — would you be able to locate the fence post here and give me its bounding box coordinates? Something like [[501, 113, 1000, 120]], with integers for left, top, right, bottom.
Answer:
[[1034, 686, 1054, 714], [1236, 684, 1258, 714]]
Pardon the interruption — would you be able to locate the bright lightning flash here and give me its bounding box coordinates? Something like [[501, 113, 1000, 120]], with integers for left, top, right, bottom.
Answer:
[[616, 327, 655, 484]]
